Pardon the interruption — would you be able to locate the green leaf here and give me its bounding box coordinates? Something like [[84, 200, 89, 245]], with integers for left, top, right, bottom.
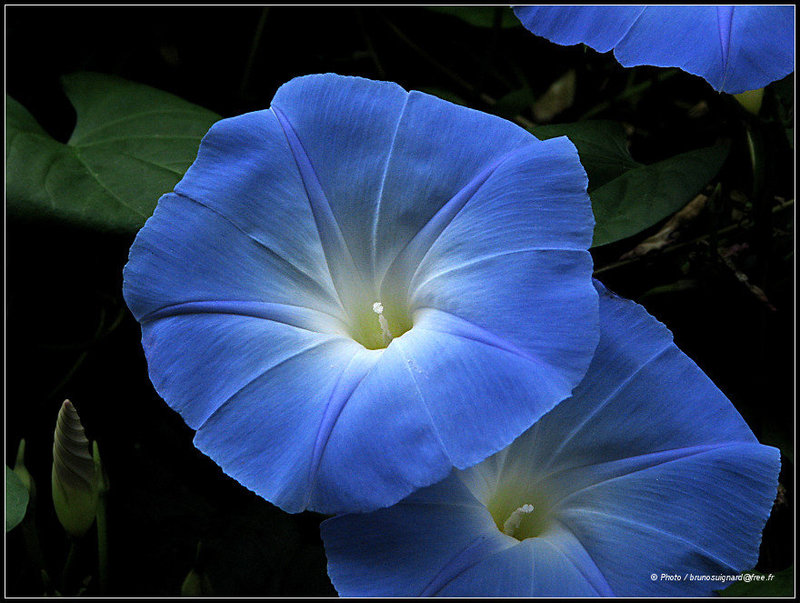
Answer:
[[6, 465, 29, 532], [494, 87, 536, 119], [532, 121, 729, 246], [589, 142, 729, 247], [718, 566, 793, 597], [533, 120, 642, 191], [770, 74, 794, 149], [427, 6, 521, 28], [7, 72, 220, 233]]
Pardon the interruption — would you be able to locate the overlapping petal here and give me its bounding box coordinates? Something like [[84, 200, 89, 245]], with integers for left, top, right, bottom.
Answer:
[[513, 6, 795, 94], [321, 282, 780, 596], [123, 73, 598, 514], [322, 475, 511, 597]]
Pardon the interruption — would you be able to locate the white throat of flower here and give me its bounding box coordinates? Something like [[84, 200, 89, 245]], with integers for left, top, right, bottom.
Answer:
[[502, 503, 535, 538], [372, 301, 394, 346]]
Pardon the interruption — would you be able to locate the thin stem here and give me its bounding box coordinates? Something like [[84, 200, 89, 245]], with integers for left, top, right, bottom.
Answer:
[[96, 490, 109, 594], [61, 538, 79, 595], [593, 198, 793, 276], [380, 15, 537, 129], [45, 302, 125, 399], [94, 441, 110, 594], [475, 7, 503, 98], [356, 9, 385, 78], [240, 7, 270, 98], [20, 511, 47, 592], [579, 69, 678, 121], [41, 306, 126, 350]]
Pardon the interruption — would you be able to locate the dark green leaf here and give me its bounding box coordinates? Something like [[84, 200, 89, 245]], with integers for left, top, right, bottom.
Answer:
[[7, 72, 220, 233], [770, 74, 794, 149], [590, 142, 729, 247], [533, 121, 729, 246], [494, 87, 536, 119], [718, 566, 793, 597], [427, 6, 520, 28], [533, 120, 641, 190], [6, 466, 29, 532]]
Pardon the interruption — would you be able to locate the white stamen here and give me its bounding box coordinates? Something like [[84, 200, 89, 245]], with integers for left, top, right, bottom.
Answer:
[[372, 301, 393, 345], [502, 503, 535, 537]]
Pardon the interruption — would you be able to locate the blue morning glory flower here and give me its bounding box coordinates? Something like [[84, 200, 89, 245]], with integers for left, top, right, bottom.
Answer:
[[321, 282, 780, 596], [122, 73, 599, 515], [513, 6, 795, 94]]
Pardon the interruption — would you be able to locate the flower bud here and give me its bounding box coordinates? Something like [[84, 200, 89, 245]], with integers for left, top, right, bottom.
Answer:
[[13, 438, 36, 501], [180, 542, 213, 596], [734, 88, 764, 116], [51, 400, 98, 538]]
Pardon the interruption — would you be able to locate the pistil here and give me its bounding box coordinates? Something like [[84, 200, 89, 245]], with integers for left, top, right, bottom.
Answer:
[[372, 301, 394, 346], [502, 504, 535, 538]]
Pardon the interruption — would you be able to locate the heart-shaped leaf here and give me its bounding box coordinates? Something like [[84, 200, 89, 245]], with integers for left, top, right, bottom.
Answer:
[[6, 466, 29, 532], [533, 120, 729, 246], [7, 72, 220, 233]]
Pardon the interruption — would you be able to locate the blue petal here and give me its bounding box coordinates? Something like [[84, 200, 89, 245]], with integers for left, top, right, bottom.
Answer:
[[321, 282, 779, 596], [270, 74, 408, 284], [123, 74, 600, 515], [517, 283, 771, 486], [712, 6, 795, 93], [295, 339, 453, 514], [479, 281, 781, 595], [513, 6, 645, 53], [321, 474, 513, 597], [309, 310, 592, 513], [171, 110, 337, 300], [123, 193, 341, 322], [370, 89, 536, 279], [514, 6, 795, 93], [555, 442, 780, 596], [139, 313, 340, 430], [400, 135, 597, 409], [439, 523, 612, 596], [613, 6, 795, 94], [194, 338, 379, 514]]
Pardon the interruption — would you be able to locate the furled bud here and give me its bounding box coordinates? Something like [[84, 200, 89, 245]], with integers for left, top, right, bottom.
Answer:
[[13, 438, 36, 501], [181, 542, 213, 596], [51, 400, 98, 538]]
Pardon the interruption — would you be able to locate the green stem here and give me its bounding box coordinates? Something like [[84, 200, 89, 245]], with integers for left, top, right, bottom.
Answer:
[[96, 490, 109, 594], [593, 198, 793, 276], [20, 513, 47, 592], [380, 14, 536, 130], [94, 441, 110, 594], [61, 538, 79, 594], [240, 7, 269, 98], [356, 9, 385, 78], [475, 7, 503, 98]]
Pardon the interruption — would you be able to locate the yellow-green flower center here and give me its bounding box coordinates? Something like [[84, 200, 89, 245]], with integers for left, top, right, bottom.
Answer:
[[487, 490, 551, 541], [350, 298, 412, 350]]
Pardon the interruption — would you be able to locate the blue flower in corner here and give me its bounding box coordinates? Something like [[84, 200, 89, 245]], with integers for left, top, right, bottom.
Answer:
[[321, 282, 780, 596], [513, 5, 795, 94], [122, 73, 599, 514]]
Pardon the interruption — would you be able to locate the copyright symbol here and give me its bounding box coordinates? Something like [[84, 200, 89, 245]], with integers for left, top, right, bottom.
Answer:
[[651, 574, 658, 581], [743, 573, 753, 583]]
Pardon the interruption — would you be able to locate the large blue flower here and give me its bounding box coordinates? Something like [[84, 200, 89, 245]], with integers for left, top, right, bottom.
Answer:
[[513, 6, 795, 94], [321, 282, 780, 596], [122, 74, 599, 514]]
